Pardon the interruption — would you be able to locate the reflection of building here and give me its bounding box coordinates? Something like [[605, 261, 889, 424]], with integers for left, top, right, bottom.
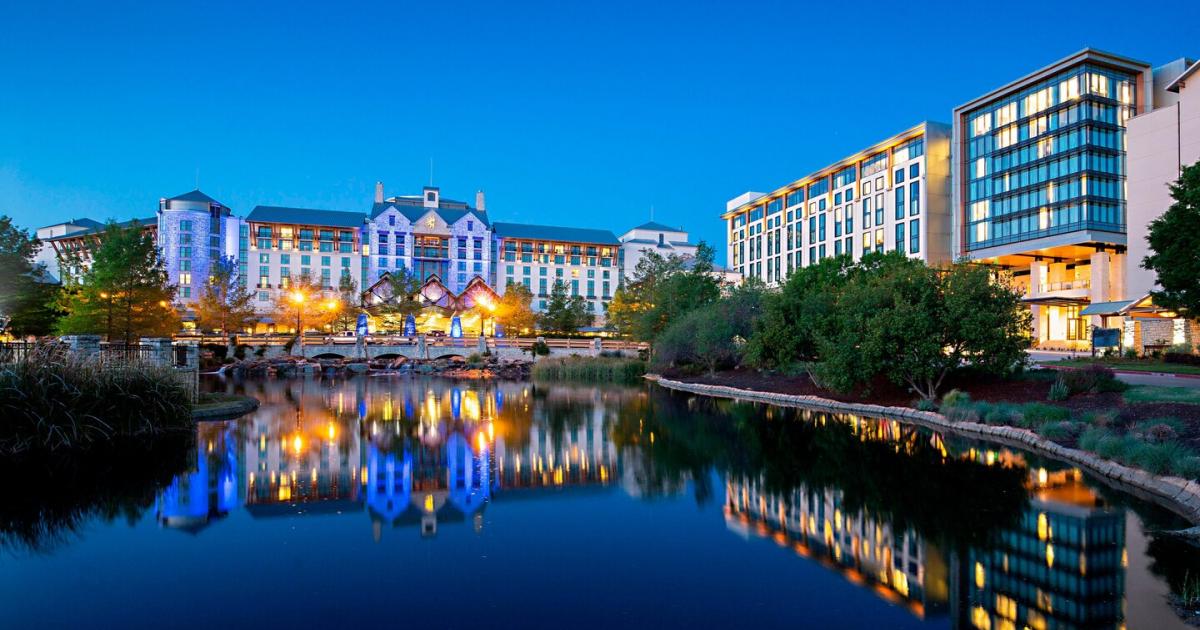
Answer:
[[156, 422, 240, 533], [725, 476, 948, 619], [954, 467, 1125, 630]]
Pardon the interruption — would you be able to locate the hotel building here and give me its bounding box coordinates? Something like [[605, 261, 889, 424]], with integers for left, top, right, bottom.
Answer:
[[724, 121, 952, 286], [491, 222, 622, 316], [42, 216, 157, 284], [953, 49, 1158, 349], [243, 205, 368, 313]]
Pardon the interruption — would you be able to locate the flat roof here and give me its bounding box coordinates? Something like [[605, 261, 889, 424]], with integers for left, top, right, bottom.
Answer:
[[722, 121, 947, 219], [953, 48, 1150, 116]]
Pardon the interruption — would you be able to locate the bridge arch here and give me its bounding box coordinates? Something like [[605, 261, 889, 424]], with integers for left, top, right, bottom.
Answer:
[[312, 352, 347, 360]]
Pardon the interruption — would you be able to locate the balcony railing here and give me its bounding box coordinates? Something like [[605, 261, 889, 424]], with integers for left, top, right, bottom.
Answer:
[[1038, 279, 1090, 293]]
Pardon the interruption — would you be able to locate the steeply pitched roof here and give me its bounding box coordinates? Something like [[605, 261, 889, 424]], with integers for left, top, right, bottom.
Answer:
[[492, 222, 620, 245], [246, 206, 366, 228], [633, 221, 685, 232], [369, 201, 489, 226], [166, 189, 224, 205]]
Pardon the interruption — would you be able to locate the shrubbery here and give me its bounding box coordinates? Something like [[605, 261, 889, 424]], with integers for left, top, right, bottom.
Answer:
[[653, 282, 764, 374], [532, 356, 646, 383], [0, 345, 194, 454]]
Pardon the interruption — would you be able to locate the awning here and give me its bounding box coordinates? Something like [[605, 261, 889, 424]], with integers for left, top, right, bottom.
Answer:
[[1022, 295, 1089, 306], [1080, 300, 1134, 316]]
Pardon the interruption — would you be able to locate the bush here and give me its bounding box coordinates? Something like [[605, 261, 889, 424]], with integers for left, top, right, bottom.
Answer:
[[1061, 364, 1121, 394], [1124, 348, 1139, 359], [531, 356, 646, 383], [1144, 422, 1180, 443], [1048, 377, 1069, 401], [1166, 351, 1200, 366], [1176, 456, 1200, 480], [466, 352, 483, 364], [0, 345, 194, 454], [234, 344, 250, 360], [529, 340, 551, 357], [914, 398, 937, 412], [1038, 421, 1081, 442], [1022, 403, 1070, 427], [1130, 442, 1192, 476], [943, 405, 981, 424], [1095, 433, 1138, 461], [1078, 427, 1111, 452], [941, 389, 971, 408]]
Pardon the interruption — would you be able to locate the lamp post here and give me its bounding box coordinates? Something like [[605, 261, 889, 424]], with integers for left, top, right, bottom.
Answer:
[[290, 290, 306, 352]]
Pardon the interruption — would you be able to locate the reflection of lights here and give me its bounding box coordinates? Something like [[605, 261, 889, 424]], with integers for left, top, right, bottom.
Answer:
[[292, 435, 303, 455], [1045, 543, 1055, 568], [1037, 513, 1049, 541], [423, 494, 434, 512], [361, 466, 369, 485], [476, 432, 487, 453], [975, 562, 986, 588], [1037, 467, 1048, 486], [327, 422, 336, 441]]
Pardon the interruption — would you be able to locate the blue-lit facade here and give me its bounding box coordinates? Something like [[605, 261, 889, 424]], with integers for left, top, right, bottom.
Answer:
[[953, 50, 1152, 349]]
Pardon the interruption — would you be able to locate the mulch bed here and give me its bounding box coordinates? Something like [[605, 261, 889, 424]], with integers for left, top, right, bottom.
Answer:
[[667, 367, 1200, 449]]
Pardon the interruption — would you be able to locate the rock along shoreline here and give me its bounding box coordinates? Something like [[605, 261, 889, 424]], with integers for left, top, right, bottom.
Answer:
[[647, 374, 1200, 527]]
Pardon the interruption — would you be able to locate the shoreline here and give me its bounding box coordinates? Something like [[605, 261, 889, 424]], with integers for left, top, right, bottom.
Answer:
[[192, 395, 260, 421], [648, 374, 1200, 527]]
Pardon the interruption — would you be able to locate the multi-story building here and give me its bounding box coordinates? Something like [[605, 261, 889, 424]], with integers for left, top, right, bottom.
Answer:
[[618, 221, 697, 278], [157, 190, 240, 304], [366, 184, 491, 293], [491, 222, 622, 316], [41, 216, 156, 284], [724, 121, 952, 286], [953, 49, 1159, 349], [243, 205, 368, 313]]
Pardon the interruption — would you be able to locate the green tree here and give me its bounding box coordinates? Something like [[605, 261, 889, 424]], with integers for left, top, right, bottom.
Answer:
[[495, 281, 536, 336], [613, 242, 722, 342], [814, 254, 1027, 401], [55, 221, 179, 343], [539, 280, 590, 333], [330, 272, 364, 332], [374, 267, 424, 330], [194, 257, 258, 341], [271, 275, 335, 337], [745, 255, 856, 377], [1143, 161, 1200, 318], [655, 280, 766, 374], [0, 216, 59, 337]]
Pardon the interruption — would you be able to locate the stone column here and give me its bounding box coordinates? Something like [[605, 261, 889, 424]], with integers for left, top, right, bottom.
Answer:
[[1029, 261, 1047, 344], [592, 337, 602, 357], [60, 334, 101, 358], [142, 337, 174, 366], [1089, 251, 1112, 329], [477, 335, 488, 355], [417, 334, 428, 360]]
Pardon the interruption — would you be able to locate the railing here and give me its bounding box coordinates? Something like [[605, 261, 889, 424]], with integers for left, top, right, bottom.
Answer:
[[214, 334, 648, 351], [1038, 279, 1090, 293], [0, 341, 67, 363], [99, 342, 157, 364]]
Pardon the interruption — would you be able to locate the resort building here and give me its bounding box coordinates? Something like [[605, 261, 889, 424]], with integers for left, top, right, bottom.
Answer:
[[1123, 58, 1200, 351], [366, 184, 492, 293], [723, 121, 952, 286], [158, 190, 240, 305], [618, 221, 697, 278], [952, 49, 1160, 349], [243, 205, 368, 314], [491, 222, 622, 316], [41, 215, 157, 284]]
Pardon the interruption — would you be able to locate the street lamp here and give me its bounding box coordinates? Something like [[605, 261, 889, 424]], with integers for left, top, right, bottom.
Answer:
[[290, 290, 306, 351]]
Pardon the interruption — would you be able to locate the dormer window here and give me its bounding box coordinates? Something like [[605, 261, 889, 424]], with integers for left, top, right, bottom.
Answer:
[[426, 192, 436, 202], [467, 220, 474, 231], [389, 215, 395, 226], [658, 233, 664, 246]]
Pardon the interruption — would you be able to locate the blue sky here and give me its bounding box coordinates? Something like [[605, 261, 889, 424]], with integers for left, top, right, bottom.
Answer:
[[2, 0, 1196, 263]]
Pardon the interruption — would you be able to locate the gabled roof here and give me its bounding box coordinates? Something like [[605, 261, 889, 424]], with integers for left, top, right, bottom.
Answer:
[[246, 206, 366, 228], [632, 221, 685, 232], [369, 202, 490, 227], [44, 216, 157, 241], [492, 222, 620, 245], [166, 189, 224, 205]]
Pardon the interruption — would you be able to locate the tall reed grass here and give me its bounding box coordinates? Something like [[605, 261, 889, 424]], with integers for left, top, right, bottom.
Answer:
[[0, 345, 194, 454], [532, 356, 647, 383]]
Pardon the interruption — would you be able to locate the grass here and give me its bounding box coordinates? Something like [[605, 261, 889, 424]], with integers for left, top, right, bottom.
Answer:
[[1051, 357, 1200, 375], [0, 344, 194, 454], [532, 356, 647, 383], [1123, 385, 1200, 404]]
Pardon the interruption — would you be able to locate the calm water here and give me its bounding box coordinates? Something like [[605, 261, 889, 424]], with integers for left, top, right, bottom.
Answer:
[[2, 376, 1198, 629]]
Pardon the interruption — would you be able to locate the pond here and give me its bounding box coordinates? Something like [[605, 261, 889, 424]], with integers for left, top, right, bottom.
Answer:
[[1, 376, 1198, 628]]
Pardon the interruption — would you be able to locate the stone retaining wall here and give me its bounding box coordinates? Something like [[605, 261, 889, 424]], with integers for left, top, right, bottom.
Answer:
[[648, 375, 1200, 525]]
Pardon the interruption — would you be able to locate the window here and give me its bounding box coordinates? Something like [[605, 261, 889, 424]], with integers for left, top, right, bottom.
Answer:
[[179, 272, 192, 284], [895, 187, 905, 219], [909, 219, 920, 253], [388, 215, 395, 226], [895, 223, 905, 254], [909, 163, 919, 179], [909, 182, 920, 216], [895, 168, 905, 184], [874, 193, 883, 226]]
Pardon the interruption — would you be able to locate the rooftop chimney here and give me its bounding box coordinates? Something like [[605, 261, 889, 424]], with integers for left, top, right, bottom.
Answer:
[[374, 182, 385, 204], [475, 190, 486, 211]]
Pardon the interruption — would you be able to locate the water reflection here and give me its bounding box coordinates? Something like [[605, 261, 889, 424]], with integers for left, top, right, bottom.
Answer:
[[4, 377, 1196, 628]]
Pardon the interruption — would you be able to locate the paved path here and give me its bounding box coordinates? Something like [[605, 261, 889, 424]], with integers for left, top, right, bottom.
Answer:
[[1029, 350, 1200, 389]]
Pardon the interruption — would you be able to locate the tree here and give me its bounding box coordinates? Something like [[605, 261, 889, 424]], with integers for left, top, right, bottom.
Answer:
[[55, 221, 179, 343], [374, 267, 424, 331], [330, 272, 363, 332], [745, 255, 856, 376], [271, 275, 336, 337], [609, 242, 722, 342], [1143, 161, 1200, 318], [0, 216, 59, 337], [194, 257, 258, 341], [494, 282, 536, 336], [539, 280, 590, 333], [654, 280, 766, 374], [814, 254, 1028, 401]]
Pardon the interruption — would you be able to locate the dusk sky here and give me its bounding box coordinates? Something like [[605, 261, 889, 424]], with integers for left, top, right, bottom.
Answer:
[[2, 0, 1196, 264]]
